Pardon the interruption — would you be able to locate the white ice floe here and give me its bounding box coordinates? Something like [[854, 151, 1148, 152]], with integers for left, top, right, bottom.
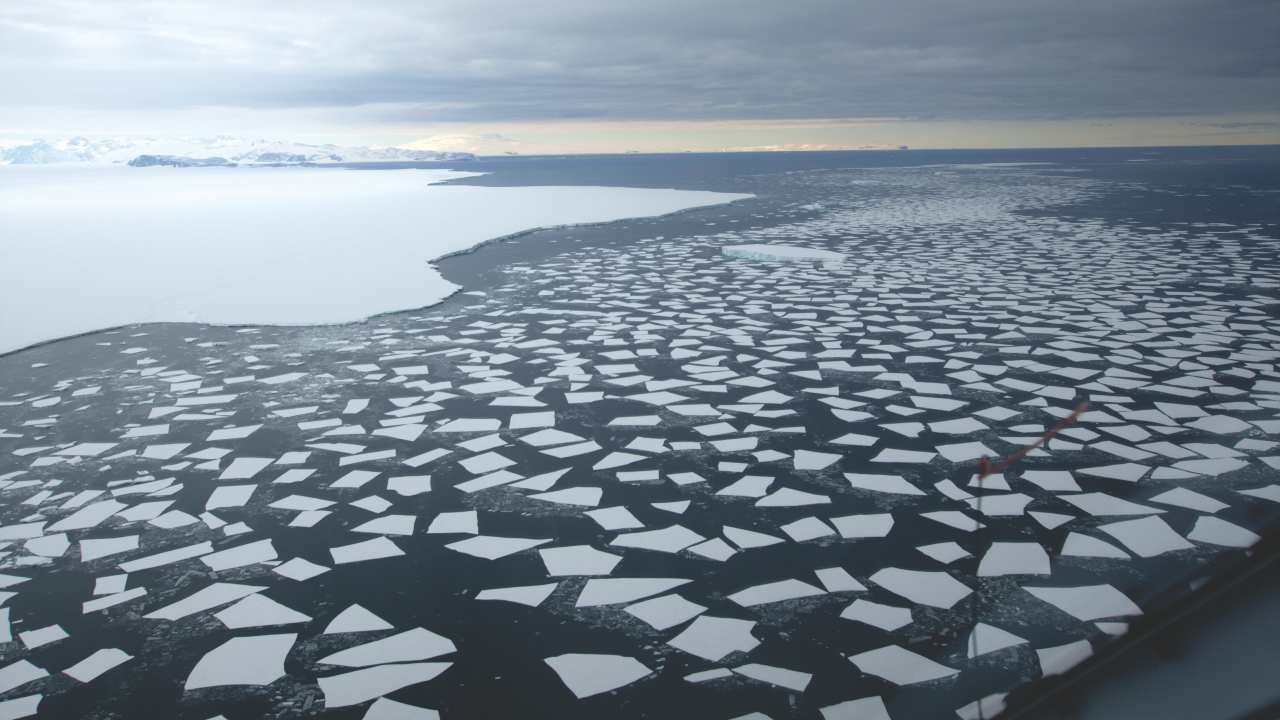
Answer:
[[185, 633, 295, 690], [869, 568, 971, 609], [815, 567, 866, 592], [363, 698, 440, 720], [330, 536, 404, 564], [917, 541, 970, 564], [214, 594, 311, 629], [201, 538, 277, 571], [476, 583, 559, 607], [318, 662, 452, 708], [1023, 584, 1142, 620], [844, 473, 923, 496], [447, 535, 550, 560], [0, 695, 40, 720], [848, 645, 958, 685], [728, 579, 825, 607], [544, 653, 652, 699], [425, 511, 478, 535], [575, 578, 689, 607], [978, 543, 1051, 576], [1036, 639, 1093, 677], [722, 244, 843, 263], [819, 697, 891, 720], [319, 627, 455, 667], [667, 615, 760, 661], [117, 541, 212, 572], [1187, 516, 1260, 547], [18, 625, 66, 650], [0, 166, 749, 354], [966, 623, 1027, 657], [0, 661, 46, 695], [609, 525, 705, 553], [539, 545, 622, 576], [63, 648, 131, 683], [1098, 516, 1193, 557], [830, 514, 895, 539], [733, 663, 812, 692], [324, 604, 393, 634], [624, 594, 707, 630], [272, 557, 329, 581], [145, 582, 265, 621], [840, 599, 912, 631]]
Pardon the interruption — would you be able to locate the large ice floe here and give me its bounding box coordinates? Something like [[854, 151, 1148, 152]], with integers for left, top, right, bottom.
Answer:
[[722, 243, 844, 263], [0, 158, 1277, 718], [0, 165, 749, 354]]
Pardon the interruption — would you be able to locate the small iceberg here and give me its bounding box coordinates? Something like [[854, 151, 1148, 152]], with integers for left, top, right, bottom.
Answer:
[[722, 244, 844, 263]]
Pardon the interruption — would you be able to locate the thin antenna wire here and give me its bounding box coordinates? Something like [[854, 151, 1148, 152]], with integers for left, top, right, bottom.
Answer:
[[969, 401, 1089, 720]]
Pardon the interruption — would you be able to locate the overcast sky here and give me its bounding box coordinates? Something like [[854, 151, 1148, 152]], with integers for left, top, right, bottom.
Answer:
[[3, 0, 1278, 153]]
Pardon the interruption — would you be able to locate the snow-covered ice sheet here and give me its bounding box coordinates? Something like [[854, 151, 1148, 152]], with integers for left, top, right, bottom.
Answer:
[[0, 166, 749, 353]]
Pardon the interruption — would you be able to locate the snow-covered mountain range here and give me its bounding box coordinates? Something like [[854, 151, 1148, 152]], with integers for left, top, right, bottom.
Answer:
[[0, 136, 474, 165]]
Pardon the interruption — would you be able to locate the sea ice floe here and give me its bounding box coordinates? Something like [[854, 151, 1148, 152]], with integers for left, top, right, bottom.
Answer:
[[544, 653, 652, 699], [841, 599, 912, 631], [575, 578, 690, 607], [869, 568, 971, 609], [324, 604, 393, 634], [722, 244, 844, 263], [624, 594, 707, 630], [848, 645, 958, 685], [63, 648, 132, 683], [185, 633, 295, 690], [319, 628, 456, 667], [476, 583, 559, 607], [539, 545, 623, 576], [318, 662, 452, 708], [667, 615, 760, 661], [1023, 584, 1142, 621]]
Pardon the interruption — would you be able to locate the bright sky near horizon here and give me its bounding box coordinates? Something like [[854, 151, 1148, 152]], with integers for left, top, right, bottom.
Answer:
[[2, 0, 1278, 154]]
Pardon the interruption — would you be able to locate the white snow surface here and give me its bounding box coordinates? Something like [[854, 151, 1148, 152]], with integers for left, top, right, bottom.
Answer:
[[0, 166, 750, 354]]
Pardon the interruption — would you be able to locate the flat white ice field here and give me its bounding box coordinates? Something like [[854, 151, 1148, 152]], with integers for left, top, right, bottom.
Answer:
[[722, 244, 844, 263], [0, 166, 750, 354]]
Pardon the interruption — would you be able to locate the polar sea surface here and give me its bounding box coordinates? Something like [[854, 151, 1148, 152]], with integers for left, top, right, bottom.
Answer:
[[0, 166, 750, 354]]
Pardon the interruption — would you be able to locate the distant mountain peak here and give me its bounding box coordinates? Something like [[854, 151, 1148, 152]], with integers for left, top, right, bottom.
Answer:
[[0, 136, 474, 166]]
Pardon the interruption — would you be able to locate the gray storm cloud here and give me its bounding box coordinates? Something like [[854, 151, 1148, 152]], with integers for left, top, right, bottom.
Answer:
[[2, 0, 1277, 123]]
